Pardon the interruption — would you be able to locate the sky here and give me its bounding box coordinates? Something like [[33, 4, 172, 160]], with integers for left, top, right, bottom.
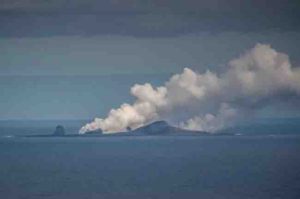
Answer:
[[0, 0, 300, 120]]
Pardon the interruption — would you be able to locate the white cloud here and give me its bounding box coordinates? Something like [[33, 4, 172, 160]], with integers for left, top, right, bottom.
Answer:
[[80, 44, 300, 134]]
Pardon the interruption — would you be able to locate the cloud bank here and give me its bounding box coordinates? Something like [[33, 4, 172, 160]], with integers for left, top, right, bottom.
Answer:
[[80, 44, 300, 134]]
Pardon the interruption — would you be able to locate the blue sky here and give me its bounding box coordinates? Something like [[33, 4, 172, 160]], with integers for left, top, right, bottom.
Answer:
[[0, 0, 299, 120]]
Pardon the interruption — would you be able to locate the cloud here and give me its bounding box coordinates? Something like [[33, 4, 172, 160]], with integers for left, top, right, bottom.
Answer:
[[80, 44, 300, 134], [179, 103, 237, 132]]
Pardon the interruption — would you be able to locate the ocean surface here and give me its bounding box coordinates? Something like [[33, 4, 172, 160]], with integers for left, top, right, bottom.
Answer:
[[1, 134, 300, 199]]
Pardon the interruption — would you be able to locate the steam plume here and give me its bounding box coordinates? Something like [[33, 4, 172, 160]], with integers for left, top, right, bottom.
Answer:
[[80, 44, 300, 134]]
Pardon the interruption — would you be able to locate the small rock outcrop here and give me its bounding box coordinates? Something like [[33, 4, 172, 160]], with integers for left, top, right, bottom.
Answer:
[[53, 125, 66, 136]]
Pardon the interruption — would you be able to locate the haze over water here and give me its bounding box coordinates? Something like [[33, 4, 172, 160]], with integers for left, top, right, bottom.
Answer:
[[1, 134, 300, 199]]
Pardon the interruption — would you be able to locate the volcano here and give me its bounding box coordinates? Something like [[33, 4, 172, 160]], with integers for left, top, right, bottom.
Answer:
[[130, 121, 209, 135]]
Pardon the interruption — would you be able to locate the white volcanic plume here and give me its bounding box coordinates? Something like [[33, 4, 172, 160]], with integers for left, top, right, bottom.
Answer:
[[80, 44, 300, 134]]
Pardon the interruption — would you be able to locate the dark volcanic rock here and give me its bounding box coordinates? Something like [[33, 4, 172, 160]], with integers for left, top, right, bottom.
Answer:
[[85, 128, 103, 135], [133, 121, 172, 135], [131, 120, 209, 135], [53, 125, 66, 136]]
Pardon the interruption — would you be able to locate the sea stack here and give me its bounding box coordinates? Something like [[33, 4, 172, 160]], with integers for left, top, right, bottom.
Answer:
[[53, 125, 66, 136]]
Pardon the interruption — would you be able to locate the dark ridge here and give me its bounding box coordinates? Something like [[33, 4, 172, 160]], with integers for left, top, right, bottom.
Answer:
[[85, 128, 103, 135], [131, 120, 209, 135]]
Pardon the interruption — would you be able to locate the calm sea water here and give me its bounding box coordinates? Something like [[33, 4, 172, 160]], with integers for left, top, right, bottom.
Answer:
[[0, 135, 300, 199]]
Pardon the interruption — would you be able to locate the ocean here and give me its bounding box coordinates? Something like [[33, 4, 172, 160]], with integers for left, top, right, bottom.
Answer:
[[0, 134, 300, 199]]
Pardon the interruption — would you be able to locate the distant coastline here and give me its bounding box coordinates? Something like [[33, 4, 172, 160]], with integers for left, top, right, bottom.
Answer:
[[1, 118, 299, 138]]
